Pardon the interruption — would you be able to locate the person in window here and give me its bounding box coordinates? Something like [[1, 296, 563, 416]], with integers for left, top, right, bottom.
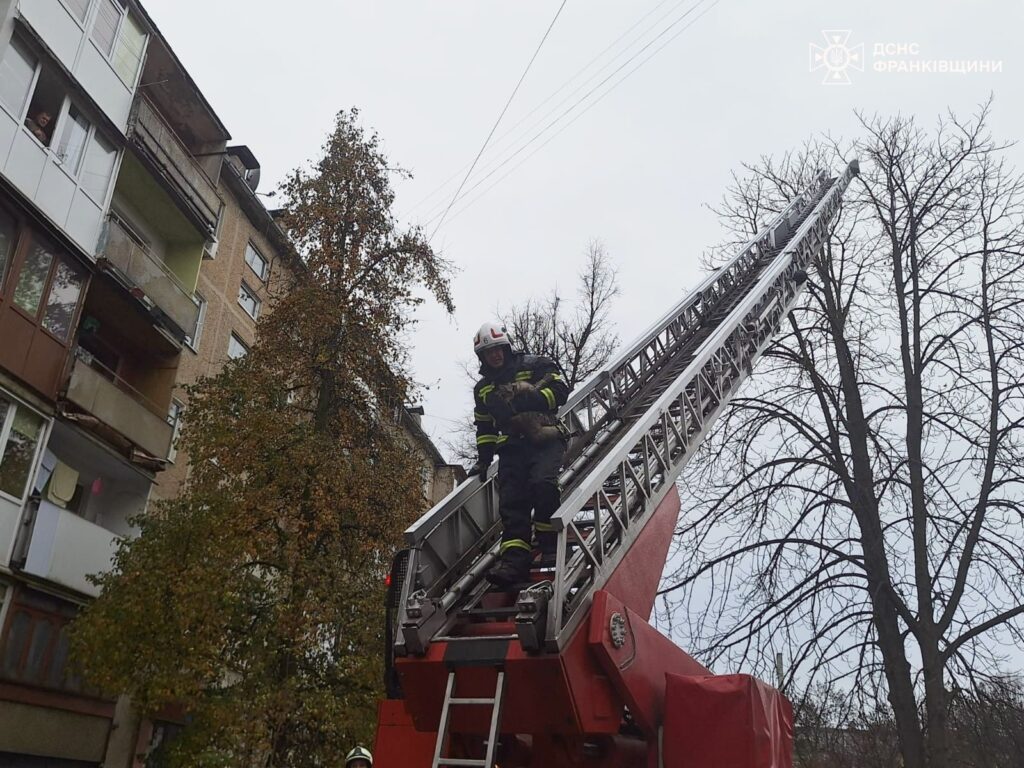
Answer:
[[25, 110, 53, 144]]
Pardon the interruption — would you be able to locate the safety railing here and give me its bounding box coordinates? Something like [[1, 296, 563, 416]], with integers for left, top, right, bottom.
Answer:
[[542, 160, 859, 650], [99, 216, 201, 340], [129, 96, 220, 231]]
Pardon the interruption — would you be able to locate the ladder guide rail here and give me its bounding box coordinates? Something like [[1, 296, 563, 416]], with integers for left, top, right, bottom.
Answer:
[[544, 160, 858, 649], [395, 161, 858, 658]]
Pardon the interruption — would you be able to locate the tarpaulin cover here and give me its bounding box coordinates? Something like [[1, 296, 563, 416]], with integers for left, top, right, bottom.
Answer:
[[663, 673, 793, 768]]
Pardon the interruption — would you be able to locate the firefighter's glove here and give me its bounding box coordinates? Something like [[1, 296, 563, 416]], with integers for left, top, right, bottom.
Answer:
[[510, 382, 548, 413]]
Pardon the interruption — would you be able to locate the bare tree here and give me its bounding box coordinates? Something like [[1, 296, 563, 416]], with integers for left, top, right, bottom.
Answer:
[[793, 677, 1024, 768], [660, 102, 1024, 768], [502, 239, 620, 389], [444, 241, 620, 464]]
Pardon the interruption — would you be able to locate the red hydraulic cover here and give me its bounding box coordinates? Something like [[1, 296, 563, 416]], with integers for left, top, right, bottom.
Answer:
[[662, 673, 793, 768]]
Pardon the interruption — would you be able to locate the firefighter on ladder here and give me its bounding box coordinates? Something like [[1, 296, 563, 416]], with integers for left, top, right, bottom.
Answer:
[[469, 321, 570, 587]]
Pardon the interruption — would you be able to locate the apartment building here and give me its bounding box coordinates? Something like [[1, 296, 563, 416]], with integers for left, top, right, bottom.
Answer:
[[151, 144, 298, 501], [0, 2, 461, 765], [0, 0, 224, 763]]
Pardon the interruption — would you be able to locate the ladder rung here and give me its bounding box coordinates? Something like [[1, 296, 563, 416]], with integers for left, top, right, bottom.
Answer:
[[438, 759, 488, 767], [449, 697, 496, 705]]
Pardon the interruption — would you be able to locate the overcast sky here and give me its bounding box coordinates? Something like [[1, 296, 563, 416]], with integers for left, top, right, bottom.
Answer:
[[143, 0, 1022, 458]]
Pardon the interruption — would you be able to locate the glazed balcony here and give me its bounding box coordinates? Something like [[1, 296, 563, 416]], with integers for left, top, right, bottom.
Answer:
[[128, 96, 220, 233], [99, 215, 200, 341]]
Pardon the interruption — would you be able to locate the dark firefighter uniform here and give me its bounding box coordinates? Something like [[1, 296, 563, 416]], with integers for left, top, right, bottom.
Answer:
[[473, 351, 570, 585]]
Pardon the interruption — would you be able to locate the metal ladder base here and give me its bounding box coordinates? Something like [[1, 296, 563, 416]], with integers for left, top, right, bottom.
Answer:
[[432, 670, 506, 768]]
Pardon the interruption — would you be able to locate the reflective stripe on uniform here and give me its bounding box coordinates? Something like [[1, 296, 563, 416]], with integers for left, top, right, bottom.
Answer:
[[477, 434, 500, 445], [474, 410, 494, 422], [479, 384, 495, 398], [534, 521, 556, 532], [515, 370, 533, 381], [540, 387, 556, 409], [496, 435, 509, 444], [500, 538, 531, 553]]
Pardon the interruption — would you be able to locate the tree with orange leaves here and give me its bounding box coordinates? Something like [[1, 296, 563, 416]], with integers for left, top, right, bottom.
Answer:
[[71, 109, 453, 766]]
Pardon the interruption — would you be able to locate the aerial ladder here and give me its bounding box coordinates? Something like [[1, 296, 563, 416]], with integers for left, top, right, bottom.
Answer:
[[375, 160, 859, 767]]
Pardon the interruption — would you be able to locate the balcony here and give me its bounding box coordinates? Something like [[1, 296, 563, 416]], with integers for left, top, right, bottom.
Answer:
[[65, 351, 173, 460], [128, 96, 221, 233], [99, 215, 200, 341], [21, 500, 119, 598]]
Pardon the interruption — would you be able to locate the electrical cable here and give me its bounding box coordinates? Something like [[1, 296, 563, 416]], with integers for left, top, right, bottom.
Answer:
[[420, 0, 709, 226], [401, 0, 684, 219], [428, 0, 569, 241], [425, 0, 718, 229]]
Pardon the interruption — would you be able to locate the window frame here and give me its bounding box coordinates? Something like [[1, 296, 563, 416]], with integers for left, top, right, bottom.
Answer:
[[244, 242, 269, 282], [0, 35, 41, 125], [227, 333, 249, 360], [185, 291, 207, 352], [3, 229, 88, 345], [88, 0, 148, 88], [0, 396, 49, 505], [58, 0, 93, 24], [237, 281, 261, 321], [0, 38, 120, 205], [167, 399, 184, 463]]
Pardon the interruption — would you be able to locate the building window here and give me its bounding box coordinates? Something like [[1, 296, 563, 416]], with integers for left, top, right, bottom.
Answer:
[[227, 334, 249, 360], [0, 208, 15, 293], [0, 37, 36, 121], [244, 242, 268, 281], [167, 400, 184, 462], [186, 292, 207, 351], [238, 282, 260, 320], [23, 65, 65, 149], [41, 259, 85, 341], [90, 0, 147, 86], [0, 587, 80, 692], [56, 104, 90, 173], [0, 397, 45, 501], [0, 38, 119, 201], [81, 131, 117, 201], [63, 0, 92, 22], [6, 232, 87, 342], [13, 240, 55, 315]]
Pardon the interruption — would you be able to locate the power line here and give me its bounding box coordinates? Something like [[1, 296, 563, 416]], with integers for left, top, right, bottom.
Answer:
[[428, 0, 568, 241], [401, 0, 684, 219], [420, 0, 709, 227], [425, 0, 718, 229]]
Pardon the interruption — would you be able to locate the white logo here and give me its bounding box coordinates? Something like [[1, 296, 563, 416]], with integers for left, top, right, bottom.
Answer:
[[809, 30, 864, 85]]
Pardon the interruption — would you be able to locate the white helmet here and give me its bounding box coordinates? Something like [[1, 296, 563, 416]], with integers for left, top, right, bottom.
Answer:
[[473, 321, 512, 355], [345, 746, 373, 766]]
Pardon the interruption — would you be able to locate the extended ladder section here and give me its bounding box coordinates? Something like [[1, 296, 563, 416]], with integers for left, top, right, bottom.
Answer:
[[395, 161, 859, 658]]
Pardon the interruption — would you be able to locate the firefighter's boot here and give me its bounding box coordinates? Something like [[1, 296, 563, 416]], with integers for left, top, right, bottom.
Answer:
[[486, 547, 532, 588], [535, 530, 557, 565]]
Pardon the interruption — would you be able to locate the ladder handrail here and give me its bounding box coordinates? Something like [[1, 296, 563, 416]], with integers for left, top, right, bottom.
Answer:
[[542, 160, 859, 650], [559, 170, 827, 415]]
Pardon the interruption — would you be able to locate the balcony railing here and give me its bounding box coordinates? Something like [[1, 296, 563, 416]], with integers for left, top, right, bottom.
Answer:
[[65, 351, 174, 459], [100, 216, 200, 340], [22, 499, 120, 599], [129, 96, 220, 231]]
